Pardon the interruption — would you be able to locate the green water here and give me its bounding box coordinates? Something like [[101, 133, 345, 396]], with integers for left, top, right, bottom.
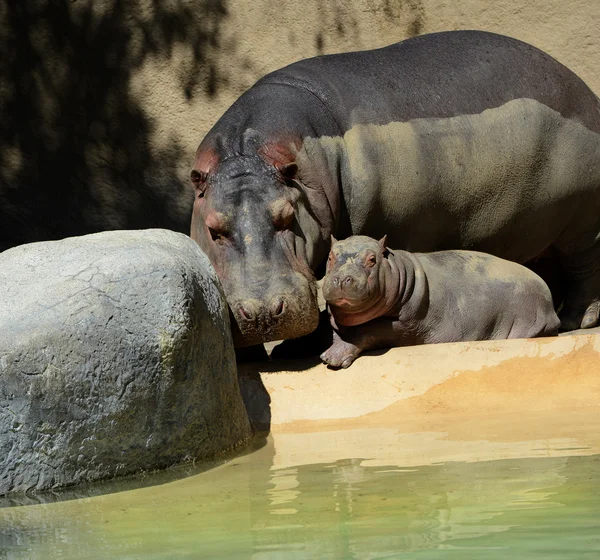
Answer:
[[1, 435, 599, 559]]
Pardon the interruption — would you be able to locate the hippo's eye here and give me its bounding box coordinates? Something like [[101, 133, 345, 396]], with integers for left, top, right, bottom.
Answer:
[[191, 170, 208, 197], [366, 254, 377, 267]]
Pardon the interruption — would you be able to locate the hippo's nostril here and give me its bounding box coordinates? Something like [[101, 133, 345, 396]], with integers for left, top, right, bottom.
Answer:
[[333, 276, 340, 287], [239, 305, 254, 321], [271, 297, 286, 317], [343, 276, 354, 287]]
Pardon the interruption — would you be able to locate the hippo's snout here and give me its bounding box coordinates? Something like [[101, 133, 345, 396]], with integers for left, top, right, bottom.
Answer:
[[330, 275, 355, 289], [323, 269, 366, 304], [238, 299, 259, 321], [231, 289, 318, 347], [238, 296, 287, 322], [270, 296, 286, 317]]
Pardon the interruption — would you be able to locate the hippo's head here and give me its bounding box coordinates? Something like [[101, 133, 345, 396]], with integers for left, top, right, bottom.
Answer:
[[190, 131, 328, 346], [322, 235, 390, 316]]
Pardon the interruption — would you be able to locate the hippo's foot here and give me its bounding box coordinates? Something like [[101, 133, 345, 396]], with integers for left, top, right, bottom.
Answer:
[[320, 338, 361, 369], [581, 301, 600, 329], [556, 242, 600, 331], [559, 300, 600, 331]]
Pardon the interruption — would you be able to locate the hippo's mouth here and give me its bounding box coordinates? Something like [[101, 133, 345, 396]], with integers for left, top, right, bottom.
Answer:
[[328, 297, 359, 308], [228, 278, 320, 347]]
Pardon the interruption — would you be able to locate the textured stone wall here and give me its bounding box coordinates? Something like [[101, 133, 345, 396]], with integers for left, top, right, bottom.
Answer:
[[1, 0, 598, 249]]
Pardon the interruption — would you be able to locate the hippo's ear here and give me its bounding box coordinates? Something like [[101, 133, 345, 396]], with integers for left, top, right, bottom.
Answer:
[[276, 162, 298, 180], [330, 235, 338, 246], [258, 138, 302, 178], [378, 235, 392, 257]]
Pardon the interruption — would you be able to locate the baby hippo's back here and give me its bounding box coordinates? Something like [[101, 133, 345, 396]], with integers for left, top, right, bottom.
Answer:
[[419, 250, 561, 341]]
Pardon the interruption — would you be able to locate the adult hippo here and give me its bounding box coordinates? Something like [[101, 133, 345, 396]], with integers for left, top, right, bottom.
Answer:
[[190, 30, 600, 347]]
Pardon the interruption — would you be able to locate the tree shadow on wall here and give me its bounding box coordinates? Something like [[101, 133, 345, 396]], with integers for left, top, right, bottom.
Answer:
[[312, 0, 425, 54], [0, 0, 229, 251]]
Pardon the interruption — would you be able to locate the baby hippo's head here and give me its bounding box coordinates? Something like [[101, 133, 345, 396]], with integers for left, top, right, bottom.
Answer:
[[322, 235, 389, 313]]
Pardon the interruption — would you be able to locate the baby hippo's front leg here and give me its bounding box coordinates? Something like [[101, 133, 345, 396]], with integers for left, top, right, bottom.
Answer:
[[320, 319, 407, 368], [320, 329, 362, 369]]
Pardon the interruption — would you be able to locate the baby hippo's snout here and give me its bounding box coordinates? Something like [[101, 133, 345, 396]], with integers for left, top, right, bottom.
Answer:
[[330, 275, 355, 289], [322, 265, 369, 305]]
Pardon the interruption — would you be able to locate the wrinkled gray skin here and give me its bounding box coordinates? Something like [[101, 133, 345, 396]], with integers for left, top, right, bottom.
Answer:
[[321, 236, 561, 368], [191, 30, 600, 347]]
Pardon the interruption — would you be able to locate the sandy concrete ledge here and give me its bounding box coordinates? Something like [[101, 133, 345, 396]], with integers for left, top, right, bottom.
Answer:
[[239, 333, 600, 469]]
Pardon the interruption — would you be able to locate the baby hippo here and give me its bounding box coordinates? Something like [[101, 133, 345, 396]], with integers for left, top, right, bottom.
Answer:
[[320, 235, 560, 368]]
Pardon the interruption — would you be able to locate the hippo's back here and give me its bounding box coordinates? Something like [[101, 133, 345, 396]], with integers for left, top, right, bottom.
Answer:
[[256, 30, 600, 134]]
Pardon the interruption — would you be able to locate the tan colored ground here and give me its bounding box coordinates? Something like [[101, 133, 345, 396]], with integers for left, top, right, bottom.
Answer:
[[240, 332, 600, 469]]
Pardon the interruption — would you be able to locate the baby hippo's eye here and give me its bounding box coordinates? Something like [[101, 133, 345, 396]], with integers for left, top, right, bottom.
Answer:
[[365, 254, 377, 267]]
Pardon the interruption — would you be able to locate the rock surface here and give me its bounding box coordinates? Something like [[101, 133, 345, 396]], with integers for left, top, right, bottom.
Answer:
[[0, 229, 252, 496]]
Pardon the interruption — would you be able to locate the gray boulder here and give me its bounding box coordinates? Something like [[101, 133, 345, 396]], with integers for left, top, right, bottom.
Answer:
[[0, 229, 252, 496]]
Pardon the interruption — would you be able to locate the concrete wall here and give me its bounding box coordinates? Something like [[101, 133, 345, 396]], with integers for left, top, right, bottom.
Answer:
[[1, 0, 599, 249]]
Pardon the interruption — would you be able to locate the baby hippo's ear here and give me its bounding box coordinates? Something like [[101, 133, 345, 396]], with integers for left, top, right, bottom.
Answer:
[[378, 235, 393, 257], [330, 235, 338, 246]]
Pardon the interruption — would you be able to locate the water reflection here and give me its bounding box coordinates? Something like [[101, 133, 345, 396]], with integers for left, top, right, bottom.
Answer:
[[0, 433, 599, 559], [268, 468, 300, 514]]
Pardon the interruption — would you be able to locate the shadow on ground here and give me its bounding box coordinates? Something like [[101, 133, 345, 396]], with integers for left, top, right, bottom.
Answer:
[[0, 0, 230, 250]]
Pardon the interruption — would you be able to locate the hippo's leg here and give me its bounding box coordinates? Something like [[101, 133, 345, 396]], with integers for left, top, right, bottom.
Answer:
[[321, 319, 412, 368], [557, 240, 600, 331], [507, 319, 560, 339], [320, 329, 363, 369]]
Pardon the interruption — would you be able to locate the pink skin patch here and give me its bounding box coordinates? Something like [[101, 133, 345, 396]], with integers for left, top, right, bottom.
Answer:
[[193, 147, 220, 177], [258, 138, 302, 171], [329, 297, 355, 307], [191, 148, 219, 205], [205, 211, 229, 234]]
